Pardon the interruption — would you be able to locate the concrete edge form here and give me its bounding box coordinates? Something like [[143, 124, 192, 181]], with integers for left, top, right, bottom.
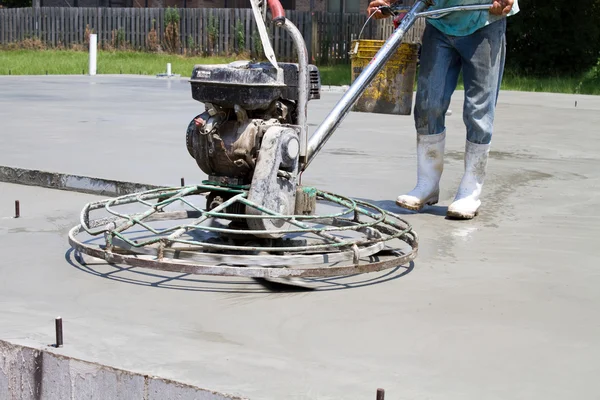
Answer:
[[0, 339, 247, 400], [0, 165, 162, 197]]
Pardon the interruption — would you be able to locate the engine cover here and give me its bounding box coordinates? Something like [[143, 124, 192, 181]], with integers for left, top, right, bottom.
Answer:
[[190, 61, 321, 110], [186, 111, 269, 184]]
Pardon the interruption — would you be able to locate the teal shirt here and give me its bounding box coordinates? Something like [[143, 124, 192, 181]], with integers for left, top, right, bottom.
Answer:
[[426, 0, 520, 37]]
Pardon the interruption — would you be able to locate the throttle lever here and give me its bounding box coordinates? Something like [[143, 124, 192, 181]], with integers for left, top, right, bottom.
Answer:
[[378, 1, 410, 16]]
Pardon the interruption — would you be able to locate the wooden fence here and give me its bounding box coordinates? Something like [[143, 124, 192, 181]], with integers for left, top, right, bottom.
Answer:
[[0, 7, 425, 63]]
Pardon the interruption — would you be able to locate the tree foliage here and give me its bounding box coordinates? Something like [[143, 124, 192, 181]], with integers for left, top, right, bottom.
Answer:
[[0, 0, 32, 7], [506, 0, 600, 75]]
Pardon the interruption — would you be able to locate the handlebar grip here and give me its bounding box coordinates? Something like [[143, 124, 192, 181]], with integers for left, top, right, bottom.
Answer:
[[267, 0, 286, 24]]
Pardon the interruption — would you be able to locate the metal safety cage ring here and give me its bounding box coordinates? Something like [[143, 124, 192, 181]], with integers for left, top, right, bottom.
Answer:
[[68, 185, 418, 278]]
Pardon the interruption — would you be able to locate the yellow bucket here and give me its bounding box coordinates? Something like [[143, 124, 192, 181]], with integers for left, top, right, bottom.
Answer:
[[350, 39, 419, 115]]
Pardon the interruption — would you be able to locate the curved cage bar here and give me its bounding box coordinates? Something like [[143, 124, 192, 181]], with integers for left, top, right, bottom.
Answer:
[[70, 184, 418, 278]]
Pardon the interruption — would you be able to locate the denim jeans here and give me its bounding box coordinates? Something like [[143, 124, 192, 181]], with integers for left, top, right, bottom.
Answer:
[[414, 18, 507, 145]]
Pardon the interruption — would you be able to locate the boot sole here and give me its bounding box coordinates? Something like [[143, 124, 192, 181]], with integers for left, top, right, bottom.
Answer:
[[396, 198, 439, 212], [446, 209, 479, 220]]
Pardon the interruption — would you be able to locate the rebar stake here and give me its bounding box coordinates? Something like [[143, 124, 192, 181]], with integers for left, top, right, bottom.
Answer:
[[181, 177, 185, 187], [14, 200, 20, 218], [55, 317, 63, 347], [376, 388, 385, 400]]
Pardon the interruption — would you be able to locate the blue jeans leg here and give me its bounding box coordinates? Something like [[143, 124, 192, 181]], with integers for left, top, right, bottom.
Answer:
[[455, 19, 506, 144], [414, 22, 462, 136], [414, 19, 507, 145]]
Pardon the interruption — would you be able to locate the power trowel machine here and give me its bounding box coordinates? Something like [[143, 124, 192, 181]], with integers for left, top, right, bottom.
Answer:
[[69, 0, 493, 284]]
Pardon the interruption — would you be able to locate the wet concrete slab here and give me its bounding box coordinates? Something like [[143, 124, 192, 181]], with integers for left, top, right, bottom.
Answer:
[[1, 75, 600, 399]]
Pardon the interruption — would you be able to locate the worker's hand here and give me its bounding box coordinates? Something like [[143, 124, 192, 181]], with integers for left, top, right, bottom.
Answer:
[[367, 0, 391, 19], [489, 0, 513, 15]]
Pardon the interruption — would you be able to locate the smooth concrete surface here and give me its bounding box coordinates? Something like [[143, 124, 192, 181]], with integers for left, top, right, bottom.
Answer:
[[1, 75, 600, 399]]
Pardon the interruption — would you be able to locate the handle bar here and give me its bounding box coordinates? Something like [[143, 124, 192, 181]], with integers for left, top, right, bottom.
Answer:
[[267, 0, 286, 24], [417, 4, 492, 19], [379, 1, 491, 18]]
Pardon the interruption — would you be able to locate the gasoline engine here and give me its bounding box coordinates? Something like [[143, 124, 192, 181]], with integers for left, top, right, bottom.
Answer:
[[185, 60, 321, 235]]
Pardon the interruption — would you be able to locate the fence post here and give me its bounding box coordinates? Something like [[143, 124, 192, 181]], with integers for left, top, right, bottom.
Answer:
[[89, 33, 97, 75], [310, 12, 318, 64]]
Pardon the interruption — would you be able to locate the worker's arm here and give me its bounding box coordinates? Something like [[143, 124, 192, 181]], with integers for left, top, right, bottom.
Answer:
[[369, 0, 513, 18], [367, 0, 391, 19], [489, 0, 514, 15]]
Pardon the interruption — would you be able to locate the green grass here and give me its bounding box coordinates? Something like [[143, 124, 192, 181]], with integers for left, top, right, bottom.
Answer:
[[318, 64, 352, 86], [1, 49, 599, 95], [0, 49, 240, 76], [323, 63, 600, 95], [463, 69, 600, 95], [0, 49, 353, 85], [497, 71, 581, 93]]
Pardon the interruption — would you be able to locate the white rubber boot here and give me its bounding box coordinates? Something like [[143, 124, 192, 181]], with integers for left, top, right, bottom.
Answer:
[[396, 131, 445, 211], [446, 140, 491, 220]]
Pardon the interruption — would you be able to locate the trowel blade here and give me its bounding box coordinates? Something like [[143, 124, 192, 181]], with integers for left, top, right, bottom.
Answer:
[[249, 0, 279, 69], [254, 277, 318, 291]]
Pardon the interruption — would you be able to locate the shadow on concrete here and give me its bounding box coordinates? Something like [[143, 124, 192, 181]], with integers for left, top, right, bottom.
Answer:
[[65, 249, 414, 294], [357, 198, 448, 217]]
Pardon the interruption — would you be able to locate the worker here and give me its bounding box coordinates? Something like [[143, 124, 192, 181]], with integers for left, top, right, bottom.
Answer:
[[367, 0, 519, 219]]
